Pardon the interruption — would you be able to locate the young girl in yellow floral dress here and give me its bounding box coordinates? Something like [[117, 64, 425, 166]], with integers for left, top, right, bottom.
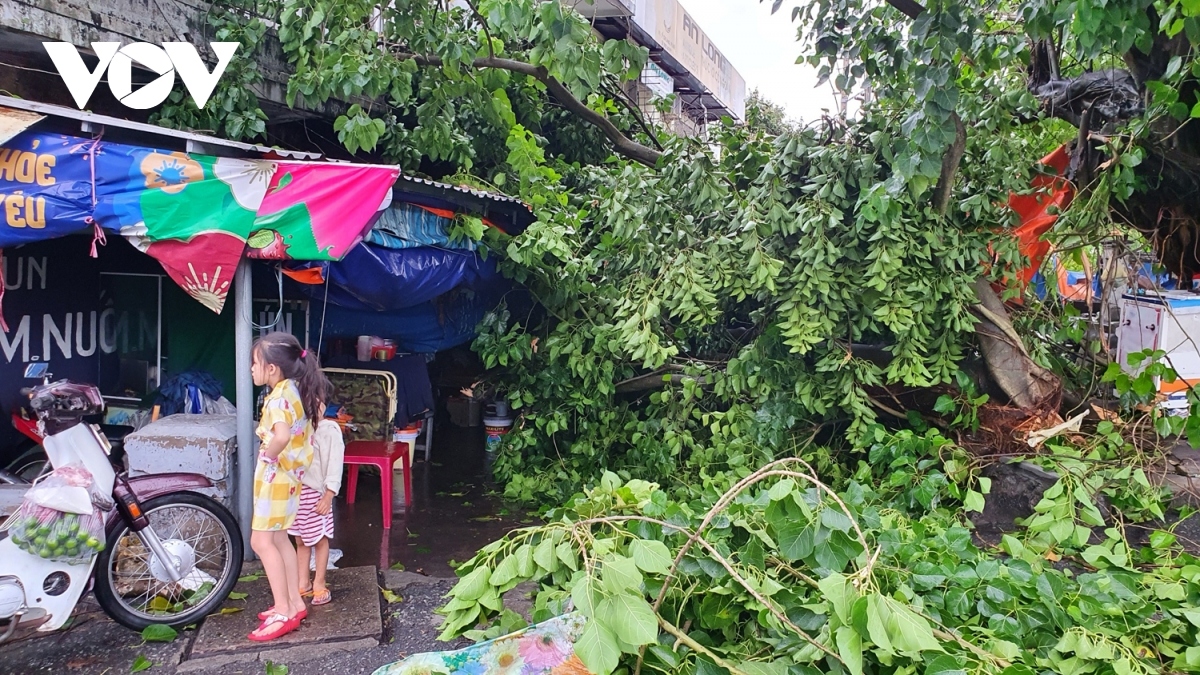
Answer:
[[248, 332, 324, 642]]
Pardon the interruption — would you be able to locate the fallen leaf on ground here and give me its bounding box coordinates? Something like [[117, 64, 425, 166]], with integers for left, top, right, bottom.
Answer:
[[381, 588, 403, 604], [390, 561, 406, 571], [216, 607, 243, 615], [227, 591, 248, 600], [130, 655, 152, 673], [238, 574, 262, 583], [141, 624, 178, 643], [265, 661, 289, 675]]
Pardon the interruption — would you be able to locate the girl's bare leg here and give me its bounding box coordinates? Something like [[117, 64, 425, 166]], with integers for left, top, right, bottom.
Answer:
[[295, 540, 312, 593], [313, 538, 330, 592], [272, 530, 305, 616], [251, 530, 292, 620]]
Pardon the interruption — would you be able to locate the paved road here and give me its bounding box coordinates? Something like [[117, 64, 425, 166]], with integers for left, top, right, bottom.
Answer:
[[0, 577, 471, 675]]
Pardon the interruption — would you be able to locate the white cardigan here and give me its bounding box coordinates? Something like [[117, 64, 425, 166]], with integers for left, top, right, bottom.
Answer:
[[302, 419, 345, 495]]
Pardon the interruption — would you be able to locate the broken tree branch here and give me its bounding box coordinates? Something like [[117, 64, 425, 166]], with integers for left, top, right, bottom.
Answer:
[[396, 52, 665, 167], [932, 112, 967, 217], [885, 0, 925, 19]]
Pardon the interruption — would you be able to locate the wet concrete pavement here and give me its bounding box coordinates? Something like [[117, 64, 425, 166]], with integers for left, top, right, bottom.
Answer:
[[332, 423, 532, 577], [0, 417, 529, 674]]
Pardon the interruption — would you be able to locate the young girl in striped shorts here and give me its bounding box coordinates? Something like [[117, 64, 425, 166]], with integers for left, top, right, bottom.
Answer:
[[288, 382, 344, 606]]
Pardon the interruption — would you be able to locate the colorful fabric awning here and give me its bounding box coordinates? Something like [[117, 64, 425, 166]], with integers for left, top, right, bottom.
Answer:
[[0, 130, 399, 314]]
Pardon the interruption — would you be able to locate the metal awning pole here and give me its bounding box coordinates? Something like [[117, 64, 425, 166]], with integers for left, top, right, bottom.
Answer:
[[234, 257, 255, 556]]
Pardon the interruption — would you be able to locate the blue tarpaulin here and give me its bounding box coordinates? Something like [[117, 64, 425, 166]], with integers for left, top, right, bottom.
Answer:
[[317, 287, 506, 353], [287, 243, 501, 312], [367, 202, 476, 251], [0, 132, 138, 246]]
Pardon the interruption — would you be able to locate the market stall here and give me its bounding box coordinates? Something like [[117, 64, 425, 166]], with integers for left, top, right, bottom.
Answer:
[[0, 97, 533, 544]]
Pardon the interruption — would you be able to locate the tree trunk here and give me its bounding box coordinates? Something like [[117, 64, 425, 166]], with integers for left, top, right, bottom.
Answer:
[[970, 278, 1061, 409]]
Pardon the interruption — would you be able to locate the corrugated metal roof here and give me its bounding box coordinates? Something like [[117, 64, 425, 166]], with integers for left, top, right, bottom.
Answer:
[[0, 107, 44, 145], [396, 174, 529, 207]]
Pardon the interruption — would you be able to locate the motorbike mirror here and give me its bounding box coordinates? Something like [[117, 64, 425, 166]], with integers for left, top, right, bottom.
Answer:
[[23, 363, 48, 379]]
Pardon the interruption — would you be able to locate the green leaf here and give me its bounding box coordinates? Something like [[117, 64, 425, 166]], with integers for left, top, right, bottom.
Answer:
[[933, 395, 956, 415], [836, 626, 864, 675], [964, 490, 985, 512], [382, 588, 404, 604], [598, 593, 658, 645], [602, 556, 643, 593], [575, 621, 621, 674], [924, 654, 966, 675], [629, 539, 673, 575], [768, 478, 796, 501], [767, 498, 815, 561], [737, 662, 788, 675], [572, 578, 598, 616], [534, 537, 559, 572], [865, 594, 895, 656], [141, 624, 178, 643], [818, 572, 855, 625], [131, 655, 153, 673], [882, 596, 943, 656], [456, 565, 492, 601], [265, 661, 289, 675], [821, 508, 854, 533], [227, 591, 248, 601]]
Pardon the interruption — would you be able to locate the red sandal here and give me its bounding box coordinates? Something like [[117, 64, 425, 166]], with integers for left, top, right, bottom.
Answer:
[[248, 612, 302, 642], [258, 606, 307, 621]]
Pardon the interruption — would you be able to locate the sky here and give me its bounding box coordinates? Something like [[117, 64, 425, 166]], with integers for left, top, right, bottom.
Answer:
[[677, 0, 840, 123]]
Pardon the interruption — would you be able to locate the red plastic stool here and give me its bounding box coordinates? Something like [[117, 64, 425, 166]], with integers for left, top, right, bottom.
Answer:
[[344, 440, 412, 529]]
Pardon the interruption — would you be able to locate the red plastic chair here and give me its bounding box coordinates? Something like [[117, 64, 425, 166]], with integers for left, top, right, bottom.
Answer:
[[344, 440, 412, 529]]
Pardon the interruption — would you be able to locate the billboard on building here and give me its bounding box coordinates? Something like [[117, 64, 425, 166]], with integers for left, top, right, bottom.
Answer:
[[632, 0, 746, 119]]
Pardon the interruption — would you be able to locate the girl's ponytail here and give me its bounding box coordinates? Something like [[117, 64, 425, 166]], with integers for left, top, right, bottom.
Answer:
[[292, 349, 329, 424]]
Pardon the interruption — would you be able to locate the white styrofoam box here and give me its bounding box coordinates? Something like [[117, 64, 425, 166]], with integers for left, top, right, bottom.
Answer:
[[1119, 291, 1200, 415], [123, 414, 238, 505]]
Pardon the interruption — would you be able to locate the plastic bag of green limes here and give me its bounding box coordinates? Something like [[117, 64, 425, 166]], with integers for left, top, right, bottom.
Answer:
[[6, 500, 105, 563]]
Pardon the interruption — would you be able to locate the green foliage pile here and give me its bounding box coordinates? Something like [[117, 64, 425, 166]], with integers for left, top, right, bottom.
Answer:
[[477, 108, 1060, 503], [436, 426, 1200, 675]]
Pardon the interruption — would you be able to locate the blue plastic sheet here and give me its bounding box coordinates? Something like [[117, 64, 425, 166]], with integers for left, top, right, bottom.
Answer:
[[287, 244, 500, 312], [317, 287, 505, 353], [367, 202, 475, 251]]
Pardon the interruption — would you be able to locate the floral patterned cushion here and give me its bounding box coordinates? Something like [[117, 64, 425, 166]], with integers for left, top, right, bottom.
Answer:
[[373, 614, 591, 675]]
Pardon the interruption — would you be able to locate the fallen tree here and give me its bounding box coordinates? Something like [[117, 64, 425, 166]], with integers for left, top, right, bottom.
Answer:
[[176, 0, 1200, 502]]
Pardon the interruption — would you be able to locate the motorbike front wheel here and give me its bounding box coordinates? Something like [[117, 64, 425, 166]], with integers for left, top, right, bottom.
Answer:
[[94, 492, 244, 630]]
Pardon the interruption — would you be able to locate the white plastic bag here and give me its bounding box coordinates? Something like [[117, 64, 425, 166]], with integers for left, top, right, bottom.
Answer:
[[25, 464, 97, 515], [203, 396, 237, 416], [5, 464, 108, 562]]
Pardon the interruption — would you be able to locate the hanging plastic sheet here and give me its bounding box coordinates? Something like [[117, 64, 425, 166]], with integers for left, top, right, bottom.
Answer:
[[368, 201, 477, 251], [0, 132, 128, 247], [283, 244, 501, 312], [1008, 144, 1074, 285], [0, 129, 399, 316]]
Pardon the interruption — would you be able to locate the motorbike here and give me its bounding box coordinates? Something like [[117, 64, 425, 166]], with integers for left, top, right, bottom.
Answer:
[[0, 378, 244, 643], [4, 364, 133, 484]]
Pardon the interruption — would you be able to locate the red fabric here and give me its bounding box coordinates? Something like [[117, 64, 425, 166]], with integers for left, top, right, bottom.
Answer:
[[144, 232, 246, 313], [1007, 145, 1074, 285], [282, 267, 326, 285], [414, 203, 501, 231]]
